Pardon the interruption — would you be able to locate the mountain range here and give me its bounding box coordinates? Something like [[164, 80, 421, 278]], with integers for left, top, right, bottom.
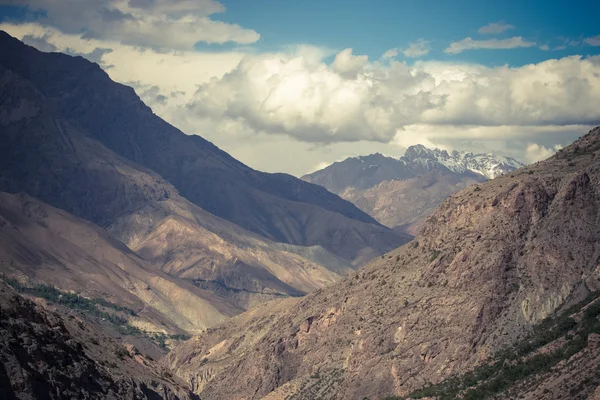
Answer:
[[2, 29, 600, 400], [303, 146, 524, 234], [0, 29, 412, 336]]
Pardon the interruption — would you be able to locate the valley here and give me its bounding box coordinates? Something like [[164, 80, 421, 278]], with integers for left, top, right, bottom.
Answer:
[[1, 15, 599, 400]]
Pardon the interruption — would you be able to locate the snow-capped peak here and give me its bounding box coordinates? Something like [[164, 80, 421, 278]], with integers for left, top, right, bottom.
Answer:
[[400, 145, 524, 179]]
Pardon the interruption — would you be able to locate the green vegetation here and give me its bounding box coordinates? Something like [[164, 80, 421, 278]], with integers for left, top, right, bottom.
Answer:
[[429, 250, 441, 262], [4, 277, 141, 334], [384, 292, 600, 400], [4, 277, 193, 348]]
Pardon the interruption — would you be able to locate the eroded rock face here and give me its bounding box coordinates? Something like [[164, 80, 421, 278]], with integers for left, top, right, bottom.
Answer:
[[167, 127, 600, 399], [0, 282, 199, 400]]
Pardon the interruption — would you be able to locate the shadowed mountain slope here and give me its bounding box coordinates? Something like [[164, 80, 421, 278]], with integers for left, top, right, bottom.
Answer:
[[0, 30, 408, 263], [0, 58, 353, 317]]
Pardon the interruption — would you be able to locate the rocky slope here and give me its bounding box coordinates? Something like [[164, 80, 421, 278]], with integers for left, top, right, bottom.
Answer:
[[0, 30, 407, 263], [303, 146, 522, 234], [340, 170, 485, 235], [0, 191, 240, 333], [167, 127, 600, 399], [107, 196, 352, 310], [0, 281, 199, 400]]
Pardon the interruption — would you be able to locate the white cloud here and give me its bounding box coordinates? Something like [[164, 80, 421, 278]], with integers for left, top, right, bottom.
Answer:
[[0, 0, 259, 49], [539, 45, 549, 51], [382, 48, 398, 59], [403, 39, 430, 58], [331, 48, 369, 78], [445, 36, 536, 54], [182, 49, 600, 144], [478, 22, 515, 35], [0, 22, 246, 115], [585, 35, 600, 46], [3, 23, 598, 176], [524, 143, 563, 163], [183, 47, 444, 143]]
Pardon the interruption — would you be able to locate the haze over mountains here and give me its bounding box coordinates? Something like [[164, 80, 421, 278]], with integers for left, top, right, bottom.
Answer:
[[303, 146, 525, 234]]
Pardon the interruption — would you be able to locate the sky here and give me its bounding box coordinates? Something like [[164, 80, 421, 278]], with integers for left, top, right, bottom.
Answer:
[[1, 0, 599, 176]]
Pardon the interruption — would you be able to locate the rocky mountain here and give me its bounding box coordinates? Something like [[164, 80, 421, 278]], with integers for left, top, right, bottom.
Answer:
[[303, 146, 524, 194], [0, 30, 408, 264], [0, 281, 199, 399], [302, 146, 523, 233], [167, 127, 600, 399], [0, 49, 357, 326]]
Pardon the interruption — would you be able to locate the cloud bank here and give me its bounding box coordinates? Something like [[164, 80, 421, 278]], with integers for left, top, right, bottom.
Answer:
[[2, 22, 597, 175]]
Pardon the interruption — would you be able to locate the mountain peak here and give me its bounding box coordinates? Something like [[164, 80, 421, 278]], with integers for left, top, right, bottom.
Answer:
[[400, 144, 524, 179]]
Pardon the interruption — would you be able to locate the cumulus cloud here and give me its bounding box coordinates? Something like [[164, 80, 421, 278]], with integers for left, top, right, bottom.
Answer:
[[184, 47, 444, 143], [0, 0, 259, 49], [585, 35, 600, 46], [478, 22, 515, 35], [445, 36, 536, 54], [524, 143, 563, 163], [182, 47, 600, 145], [382, 48, 398, 59], [403, 39, 430, 58], [331, 48, 369, 78]]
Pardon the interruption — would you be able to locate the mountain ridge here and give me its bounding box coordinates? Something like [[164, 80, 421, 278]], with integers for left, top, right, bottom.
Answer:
[[303, 145, 524, 194]]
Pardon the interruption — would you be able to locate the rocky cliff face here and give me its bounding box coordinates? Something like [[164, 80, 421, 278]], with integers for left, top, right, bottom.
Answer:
[[0, 281, 199, 400], [167, 127, 600, 399], [0, 31, 407, 263]]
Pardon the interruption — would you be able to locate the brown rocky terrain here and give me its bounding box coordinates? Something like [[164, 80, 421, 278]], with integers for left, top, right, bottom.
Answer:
[[167, 127, 600, 399], [0, 281, 199, 399], [107, 196, 351, 310], [340, 170, 485, 235], [0, 191, 240, 333], [0, 30, 408, 263]]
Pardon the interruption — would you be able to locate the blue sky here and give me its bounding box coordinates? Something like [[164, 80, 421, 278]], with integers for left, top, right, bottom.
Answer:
[[0, 0, 599, 175], [213, 0, 598, 65]]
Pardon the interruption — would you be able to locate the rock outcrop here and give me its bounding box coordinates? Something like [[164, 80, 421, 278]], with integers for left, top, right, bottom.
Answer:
[[0, 281, 199, 399]]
